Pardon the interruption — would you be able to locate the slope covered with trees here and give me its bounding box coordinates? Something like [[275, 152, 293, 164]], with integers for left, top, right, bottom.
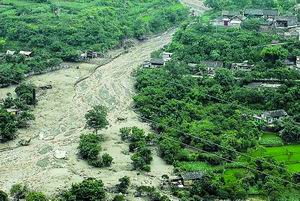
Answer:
[[134, 2, 300, 200], [205, 0, 297, 13], [0, 0, 188, 86]]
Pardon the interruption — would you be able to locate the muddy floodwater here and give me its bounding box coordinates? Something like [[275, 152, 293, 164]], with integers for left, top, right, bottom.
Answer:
[[0, 0, 207, 197]]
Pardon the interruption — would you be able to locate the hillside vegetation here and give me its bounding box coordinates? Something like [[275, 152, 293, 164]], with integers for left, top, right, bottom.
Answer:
[[0, 0, 188, 86], [205, 0, 296, 13], [134, 0, 300, 200]]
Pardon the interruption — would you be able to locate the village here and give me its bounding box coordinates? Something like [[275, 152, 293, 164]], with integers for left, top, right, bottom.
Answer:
[[1, 0, 300, 200], [211, 8, 300, 37]]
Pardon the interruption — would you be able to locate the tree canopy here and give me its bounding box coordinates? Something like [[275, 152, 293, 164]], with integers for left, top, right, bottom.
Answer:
[[0, 0, 188, 86]]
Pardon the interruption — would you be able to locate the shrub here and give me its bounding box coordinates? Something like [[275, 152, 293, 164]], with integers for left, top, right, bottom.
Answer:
[[120, 127, 153, 171], [10, 184, 28, 200], [131, 154, 151, 172], [87, 159, 101, 167], [0, 108, 17, 142], [113, 195, 125, 201], [79, 134, 114, 168], [25, 191, 47, 201], [85, 105, 109, 133], [101, 153, 113, 167], [0, 190, 8, 201], [117, 176, 130, 194], [15, 83, 37, 105], [78, 133, 101, 160], [61, 178, 106, 201], [120, 127, 131, 141], [136, 186, 170, 201]]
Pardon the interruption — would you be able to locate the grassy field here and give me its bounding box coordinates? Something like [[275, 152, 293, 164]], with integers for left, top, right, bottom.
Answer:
[[251, 144, 300, 173], [177, 131, 300, 174], [224, 168, 247, 183], [259, 132, 284, 147], [256, 132, 300, 173], [176, 161, 215, 171]]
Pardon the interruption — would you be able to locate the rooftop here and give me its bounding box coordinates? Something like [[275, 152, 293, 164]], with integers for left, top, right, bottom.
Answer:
[[201, 61, 224, 68], [263, 109, 288, 118], [246, 82, 282, 88], [6, 50, 15, 55], [150, 58, 165, 65], [222, 10, 240, 17], [19, 51, 32, 56], [263, 9, 278, 16], [275, 16, 298, 26], [181, 172, 204, 180], [244, 9, 263, 16]]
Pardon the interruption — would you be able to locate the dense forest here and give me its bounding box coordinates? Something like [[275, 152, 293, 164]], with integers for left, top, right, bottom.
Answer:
[[205, 0, 297, 13], [134, 0, 300, 200], [0, 0, 188, 86]]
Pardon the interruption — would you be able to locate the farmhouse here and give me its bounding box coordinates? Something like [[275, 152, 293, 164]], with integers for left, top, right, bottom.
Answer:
[[283, 57, 296, 67], [6, 50, 15, 56], [211, 16, 227, 26], [201, 61, 224, 76], [244, 9, 264, 18], [162, 52, 173, 62], [259, 21, 275, 32], [142, 60, 151, 68], [274, 16, 298, 28], [80, 52, 87, 60], [263, 9, 279, 19], [245, 82, 282, 89], [231, 60, 254, 71], [282, 56, 300, 70], [87, 51, 98, 58], [296, 56, 300, 69], [181, 172, 204, 186], [260, 109, 288, 124], [228, 16, 243, 28], [212, 12, 243, 28], [19, 51, 32, 57], [222, 10, 240, 18], [150, 58, 165, 67], [169, 172, 204, 187]]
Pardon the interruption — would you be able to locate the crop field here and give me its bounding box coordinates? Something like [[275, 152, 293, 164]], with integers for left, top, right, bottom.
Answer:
[[176, 161, 214, 171], [259, 132, 284, 147], [251, 143, 300, 173]]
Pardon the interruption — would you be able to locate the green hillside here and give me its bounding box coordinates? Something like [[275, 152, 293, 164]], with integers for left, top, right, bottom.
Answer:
[[0, 0, 188, 85]]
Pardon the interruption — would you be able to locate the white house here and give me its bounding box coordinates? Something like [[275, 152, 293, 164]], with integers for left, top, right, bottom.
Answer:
[[163, 52, 173, 62]]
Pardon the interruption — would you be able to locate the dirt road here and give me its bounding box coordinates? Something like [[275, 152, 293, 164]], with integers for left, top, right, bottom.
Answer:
[[0, 0, 206, 197]]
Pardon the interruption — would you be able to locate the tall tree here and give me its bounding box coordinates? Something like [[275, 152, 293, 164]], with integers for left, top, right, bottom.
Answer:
[[0, 108, 17, 142], [85, 105, 109, 133]]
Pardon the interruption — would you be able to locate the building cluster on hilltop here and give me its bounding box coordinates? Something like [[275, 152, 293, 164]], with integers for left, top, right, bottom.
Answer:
[[212, 8, 300, 40]]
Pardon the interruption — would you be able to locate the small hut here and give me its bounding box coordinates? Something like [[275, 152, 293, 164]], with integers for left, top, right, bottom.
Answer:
[[19, 51, 32, 57], [150, 58, 165, 67]]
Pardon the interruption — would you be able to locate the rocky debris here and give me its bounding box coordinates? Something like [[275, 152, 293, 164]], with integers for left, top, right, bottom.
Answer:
[[44, 136, 55, 141], [39, 84, 52, 90], [117, 116, 127, 121], [36, 157, 50, 168], [39, 132, 44, 140], [121, 150, 130, 155], [18, 137, 31, 146], [54, 150, 67, 159], [38, 145, 53, 155], [0, 19, 182, 194]]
